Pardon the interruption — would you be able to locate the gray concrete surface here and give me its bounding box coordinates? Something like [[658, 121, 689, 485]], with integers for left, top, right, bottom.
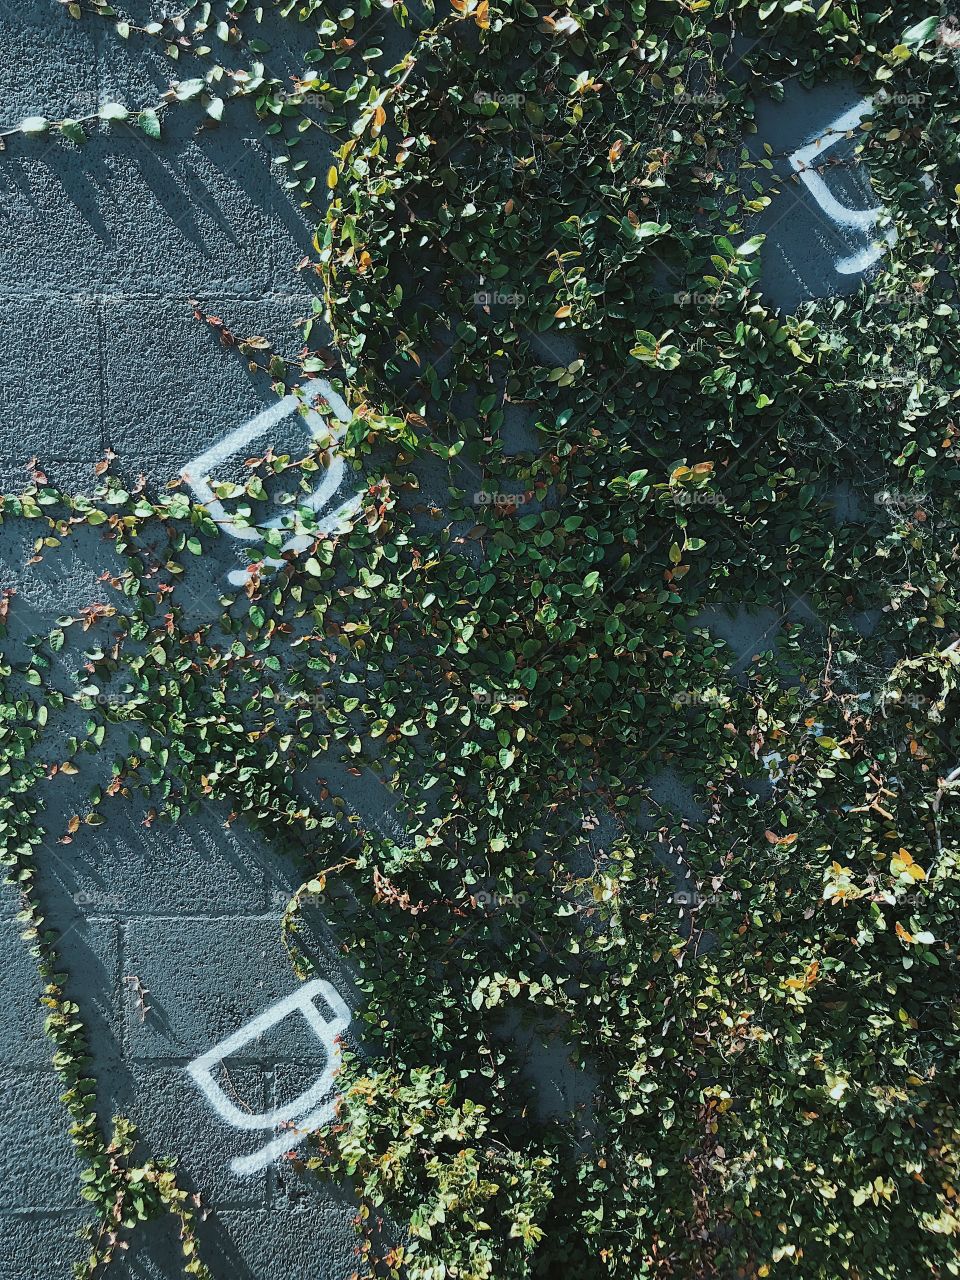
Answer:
[[0, 5, 367, 1276], [0, 4, 895, 1277]]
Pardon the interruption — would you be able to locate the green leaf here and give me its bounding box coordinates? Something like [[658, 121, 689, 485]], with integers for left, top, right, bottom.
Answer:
[[173, 78, 206, 102], [99, 103, 129, 122], [900, 16, 938, 46], [59, 120, 87, 144], [138, 109, 162, 139], [20, 116, 49, 136]]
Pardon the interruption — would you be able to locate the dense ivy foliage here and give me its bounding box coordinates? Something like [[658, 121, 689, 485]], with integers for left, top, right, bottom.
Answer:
[[4, 1, 960, 1277]]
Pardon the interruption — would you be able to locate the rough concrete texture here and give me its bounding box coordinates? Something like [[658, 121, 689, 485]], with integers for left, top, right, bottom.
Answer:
[[0, 4, 896, 1276]]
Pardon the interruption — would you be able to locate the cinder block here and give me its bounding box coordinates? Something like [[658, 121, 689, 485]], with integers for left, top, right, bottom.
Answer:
[[100, 297, 348, 494], [747, 80, 893, 310], [47, 915, 124, 1071], [97, 1214, 186, 1279], [645, 768, 706, 825], [53, 799, 273, 920], [0, 7, 97, 118], [107, 1062, 270, 1209], [0, 5, 104, 301], [0, 143, 120, 301], [211, 1206, 359, 1280], [0, 458, 98, 495], [0, 520, 115, 618], [122, 915, 352, 1063], [95, 17, 336, 291], [0, 1072, 84, 1210], [692, 605, 782, 673], [0, 918, 49, 1069], [0, 1211, 90, 1280], [101, 299, 286, 473], [91, 124, 279, 297], [0, 299, 103, 465]]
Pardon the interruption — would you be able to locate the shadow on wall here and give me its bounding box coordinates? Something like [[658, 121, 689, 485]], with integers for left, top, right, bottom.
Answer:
[[0, 7, 357, 480], [0, 100, 322, 296]]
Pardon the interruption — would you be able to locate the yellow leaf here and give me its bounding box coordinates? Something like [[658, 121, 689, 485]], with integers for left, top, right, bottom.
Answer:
[[475, 0, 490, 27], [892, 848, 926, 881], [555, 304, 572, 318], [896, 922, 914, 944], [326, 165, 338, 189], [785, 960, 819, 991]]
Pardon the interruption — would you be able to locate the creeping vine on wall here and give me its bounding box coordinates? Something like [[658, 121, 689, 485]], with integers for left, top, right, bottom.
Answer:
[[4, 1, 960, 1278]]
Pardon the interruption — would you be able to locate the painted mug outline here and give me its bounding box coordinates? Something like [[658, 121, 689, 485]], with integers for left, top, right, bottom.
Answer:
[[186, 979, 350, 1175], [787, 98, 895, 276], [181, 379, 360, 586]]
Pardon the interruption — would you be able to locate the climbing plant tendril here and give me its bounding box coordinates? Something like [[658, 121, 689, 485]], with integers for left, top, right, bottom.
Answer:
[[4, 1, 960, 1277]]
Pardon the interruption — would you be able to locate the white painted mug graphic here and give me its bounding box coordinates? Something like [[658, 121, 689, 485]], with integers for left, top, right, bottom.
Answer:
[[787, 98, 895, 276], [181, 378, 361, 587], [186, 979, 350, 1175]]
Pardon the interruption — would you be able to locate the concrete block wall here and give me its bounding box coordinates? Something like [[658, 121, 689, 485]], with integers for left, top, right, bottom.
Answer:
[[0, 3, 899, 1276], [0, 4, 364, 1275], [0, 0, 330, 490]]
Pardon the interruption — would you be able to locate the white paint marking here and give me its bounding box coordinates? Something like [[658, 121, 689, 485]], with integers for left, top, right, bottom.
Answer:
[[186, 979, 350, 1174], [788, 98, 895, 276], [180, 379, 360, 586]]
